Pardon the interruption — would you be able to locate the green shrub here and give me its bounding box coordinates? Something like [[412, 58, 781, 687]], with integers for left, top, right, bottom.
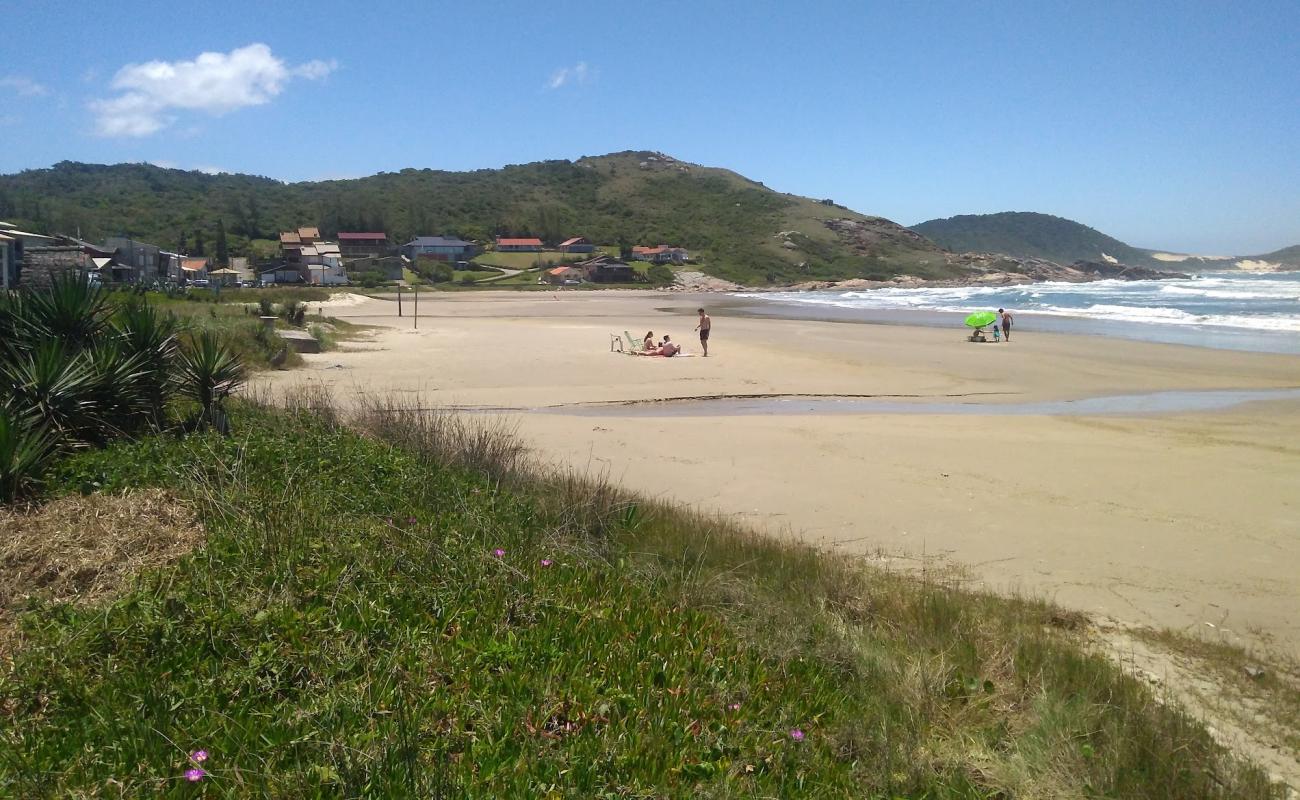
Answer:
[[646, 263, 675, 284]]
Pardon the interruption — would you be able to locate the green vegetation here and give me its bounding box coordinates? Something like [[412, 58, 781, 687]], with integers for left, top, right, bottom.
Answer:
[[1257, 244, 1300, 265], [0, 389, 1284, 796], [0, 276, 251, 501], [0, 152, 954, 285], [646, 263, 676, 284], [910, 212, 1160, 266]]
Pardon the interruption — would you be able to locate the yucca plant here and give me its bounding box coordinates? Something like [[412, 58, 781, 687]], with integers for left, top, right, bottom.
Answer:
[[177, 332, 246, 433], [12, 271, 113, 353], [0, 406, 59, 502], [82, 340, 153, 436], [0, 341, 104, 445], [113, 300, 181, 425]]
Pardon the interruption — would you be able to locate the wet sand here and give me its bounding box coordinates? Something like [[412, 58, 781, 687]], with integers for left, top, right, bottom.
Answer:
[[266, 291, 1300, 657]]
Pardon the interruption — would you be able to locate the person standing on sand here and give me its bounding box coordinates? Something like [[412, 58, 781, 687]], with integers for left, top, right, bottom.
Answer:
[[695, 308, 712, 356], [999, 308, 1013, 342]]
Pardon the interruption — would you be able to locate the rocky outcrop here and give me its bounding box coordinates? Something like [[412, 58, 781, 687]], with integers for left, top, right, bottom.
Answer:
[[944, 253, 1188, 284], [824, 217, 943, 254], [1067, 260, 1191, 281]]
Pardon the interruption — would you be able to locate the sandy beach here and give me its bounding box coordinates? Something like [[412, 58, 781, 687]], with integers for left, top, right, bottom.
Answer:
[[264, 291, 1300, 658]]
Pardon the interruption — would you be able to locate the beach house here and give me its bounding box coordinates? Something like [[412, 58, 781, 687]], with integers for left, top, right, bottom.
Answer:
[[338, 232, 392, 259], [581, 255, 637, 283], [543, 265, 584, 285], [279, 226, 320, 264], [630, 245, 689, 264], [301, 241, 347, 285], [496, 237, 543, 252], [180, 257, 210, 284], [558, 236, 596, 254], [401, 236, 478, 262]]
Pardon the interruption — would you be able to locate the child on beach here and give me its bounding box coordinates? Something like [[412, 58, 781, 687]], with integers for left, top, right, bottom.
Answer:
[[992, 324, 1001, 342]]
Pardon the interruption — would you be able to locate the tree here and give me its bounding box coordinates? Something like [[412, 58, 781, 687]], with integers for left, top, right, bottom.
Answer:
[[245, 194, 261, 239], [215, 218, 228, 266], [177, 230, 188, 254], [193, 229, 205, 256]]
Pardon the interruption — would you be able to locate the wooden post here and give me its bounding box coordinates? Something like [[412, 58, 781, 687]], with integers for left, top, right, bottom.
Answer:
[[413, 285, 418, 329], [397, 287, 403, 317]]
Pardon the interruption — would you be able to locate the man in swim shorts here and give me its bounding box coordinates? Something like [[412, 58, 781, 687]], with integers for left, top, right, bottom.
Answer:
[[695, 308, 711, 356]]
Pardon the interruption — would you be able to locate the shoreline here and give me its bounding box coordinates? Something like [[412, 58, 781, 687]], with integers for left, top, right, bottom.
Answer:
[[285, 291, 1300, 659]]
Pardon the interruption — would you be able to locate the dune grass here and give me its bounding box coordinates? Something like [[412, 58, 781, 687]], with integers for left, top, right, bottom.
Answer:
[[0, 393, 1285, 797]]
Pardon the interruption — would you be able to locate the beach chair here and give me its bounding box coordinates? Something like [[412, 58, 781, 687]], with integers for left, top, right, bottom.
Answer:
[[624, 331, 644, 352], [610, 333, 624, 352]]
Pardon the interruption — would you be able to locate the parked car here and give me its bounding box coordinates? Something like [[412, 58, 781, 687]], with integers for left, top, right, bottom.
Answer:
[[191, 279, 210, 288]]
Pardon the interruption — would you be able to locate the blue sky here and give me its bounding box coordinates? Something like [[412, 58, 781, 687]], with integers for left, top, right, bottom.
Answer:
[[3, 0, 1298, 254]]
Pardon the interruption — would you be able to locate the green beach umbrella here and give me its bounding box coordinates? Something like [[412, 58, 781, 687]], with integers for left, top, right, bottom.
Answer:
[[965, 311, 997, 328]]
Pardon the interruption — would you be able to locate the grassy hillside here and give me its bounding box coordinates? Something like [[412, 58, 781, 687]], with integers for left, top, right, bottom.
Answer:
[[0, 152, 953, 285], [911, 211, 1160, 266], [0, 396, 1281, 797]]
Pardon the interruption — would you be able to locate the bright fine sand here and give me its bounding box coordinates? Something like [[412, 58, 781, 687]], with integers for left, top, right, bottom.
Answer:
[[265, 291, 1300, 657]]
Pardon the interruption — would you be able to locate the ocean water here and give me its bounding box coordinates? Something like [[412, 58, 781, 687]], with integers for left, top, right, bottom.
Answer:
[[736, 271, 1300, 353]]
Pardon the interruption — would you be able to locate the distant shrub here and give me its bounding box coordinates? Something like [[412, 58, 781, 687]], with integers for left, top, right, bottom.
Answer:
[[646, 264, 675, 284]]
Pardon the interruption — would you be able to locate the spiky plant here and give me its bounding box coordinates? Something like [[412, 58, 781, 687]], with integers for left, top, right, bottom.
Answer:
[[0, 406, 59, 502], [82, 341, 152, 436], [177, 332, 246, 432], [0, 341, 103, 444], [12, 271, 113, 353], [113, 300, 181, 425]]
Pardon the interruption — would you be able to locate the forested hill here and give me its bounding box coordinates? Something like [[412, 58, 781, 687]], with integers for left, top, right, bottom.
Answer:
[[0, 152, 952, 284], [910, 211, 1160, 266]]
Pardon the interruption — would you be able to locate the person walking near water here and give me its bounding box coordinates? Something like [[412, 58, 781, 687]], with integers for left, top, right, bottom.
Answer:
[[999, 308, 1013, 342], [695, 308, 712, 356]]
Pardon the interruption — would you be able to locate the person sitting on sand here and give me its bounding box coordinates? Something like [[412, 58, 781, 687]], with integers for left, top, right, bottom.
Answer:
[[643, 331, 657, 351], [637, 334, 680, 357]]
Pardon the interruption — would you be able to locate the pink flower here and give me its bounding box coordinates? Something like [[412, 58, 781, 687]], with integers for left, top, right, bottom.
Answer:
[[189, 750, 208, 763], [789, 728, 805, 742], [540, 559, 552, 567], [728, 702, 741, 711], [407, 516, 417, 524], [185, 768, 206, 782], [493, 548, 505, 558]]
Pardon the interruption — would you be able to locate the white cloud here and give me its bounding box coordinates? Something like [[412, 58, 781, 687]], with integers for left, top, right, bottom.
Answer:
[[90, 43, 336, 137], [545, 61, 592, 90], [0, 75, 49, 97]]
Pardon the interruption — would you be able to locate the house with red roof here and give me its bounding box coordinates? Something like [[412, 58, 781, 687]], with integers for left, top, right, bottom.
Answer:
[[542, 265, 584, 285], [496, 236, 543, 252], [630, 245, 689, 264], [558, 236, 595, 254]]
